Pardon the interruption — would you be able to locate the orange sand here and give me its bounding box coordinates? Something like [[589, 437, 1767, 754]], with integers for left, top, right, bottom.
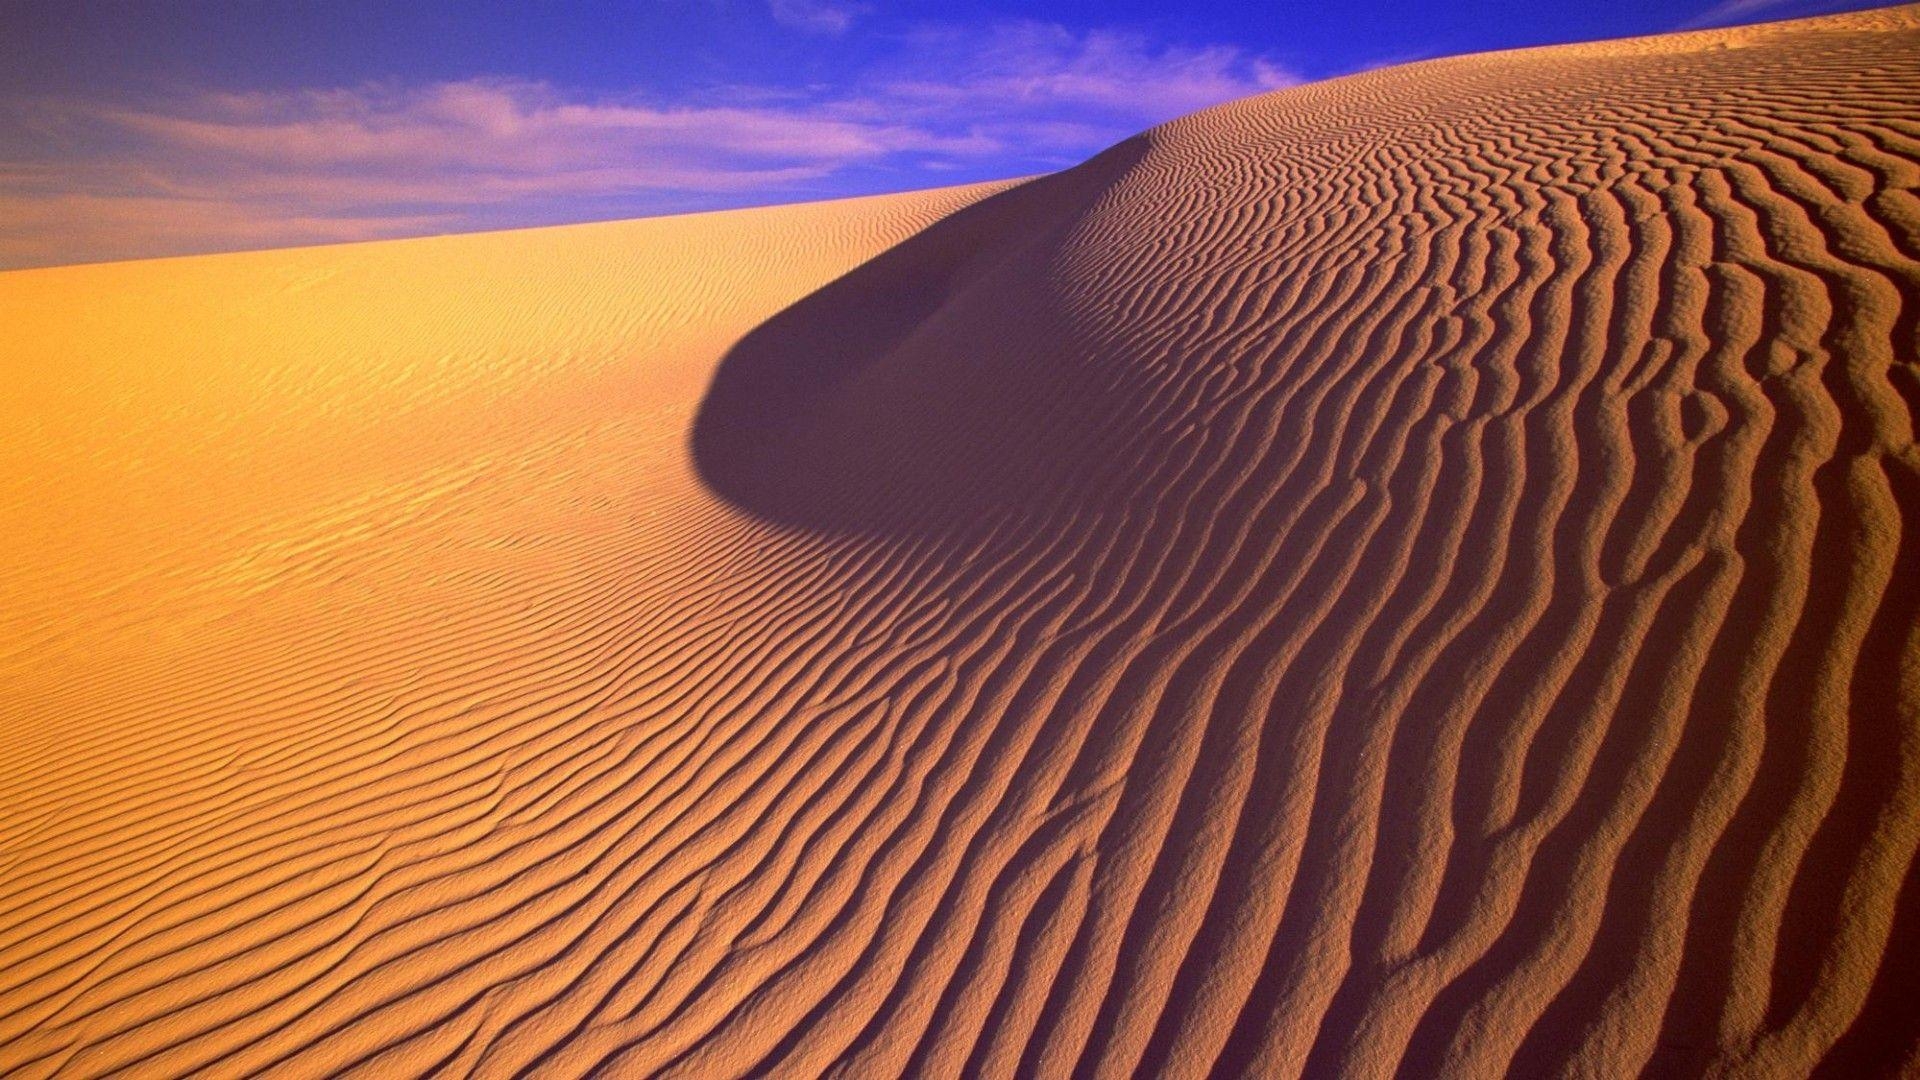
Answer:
[[3, 8, 1917, 1077]]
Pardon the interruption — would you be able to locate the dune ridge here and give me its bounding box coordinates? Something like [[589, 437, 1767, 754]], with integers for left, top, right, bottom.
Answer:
[[3, 8, 1918, 1077]]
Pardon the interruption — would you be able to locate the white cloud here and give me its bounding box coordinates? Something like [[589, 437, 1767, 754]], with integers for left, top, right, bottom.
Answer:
[[874, 22, 1295, 120], [1676, 0, 1813, 30], [0, 22, 1297, 268], [770, 0, 864, 35]]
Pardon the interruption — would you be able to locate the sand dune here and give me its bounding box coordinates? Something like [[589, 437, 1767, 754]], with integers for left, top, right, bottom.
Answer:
[[3, 8, 1918, 1077]]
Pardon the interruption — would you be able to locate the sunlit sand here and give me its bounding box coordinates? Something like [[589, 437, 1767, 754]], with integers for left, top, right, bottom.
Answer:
[[3, 9, 1916, 1076]]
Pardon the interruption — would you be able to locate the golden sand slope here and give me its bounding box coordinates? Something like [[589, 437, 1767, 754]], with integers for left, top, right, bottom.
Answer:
[[3, 8, 1918, 1077]]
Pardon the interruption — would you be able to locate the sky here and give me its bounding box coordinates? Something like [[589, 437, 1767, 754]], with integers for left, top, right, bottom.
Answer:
[[0, 0, 1892, 269]]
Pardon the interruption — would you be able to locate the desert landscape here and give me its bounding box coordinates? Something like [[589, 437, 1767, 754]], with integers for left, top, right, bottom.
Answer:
[[2, 6, 1918, 1077]]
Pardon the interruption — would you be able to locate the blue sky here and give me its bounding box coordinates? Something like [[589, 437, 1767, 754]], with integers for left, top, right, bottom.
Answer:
[[0, 0, 1888, 268]]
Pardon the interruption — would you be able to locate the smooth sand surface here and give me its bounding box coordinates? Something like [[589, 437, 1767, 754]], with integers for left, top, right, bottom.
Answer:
[[3, 8, 1917, 1077]]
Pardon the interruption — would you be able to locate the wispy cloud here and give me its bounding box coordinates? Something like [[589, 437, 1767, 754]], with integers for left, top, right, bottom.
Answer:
[[769, 0, 865, 36], [0, 21, 1295, 268], [873, 23, 1295, 120], [1674, 0, 1846, 31]]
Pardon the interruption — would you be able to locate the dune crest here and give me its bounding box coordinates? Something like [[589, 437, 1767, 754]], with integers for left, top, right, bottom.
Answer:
[[4, 8, 1918, 1077]]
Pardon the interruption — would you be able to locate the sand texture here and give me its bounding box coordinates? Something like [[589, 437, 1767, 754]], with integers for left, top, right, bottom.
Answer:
[[3, 8, 1918, 1077]]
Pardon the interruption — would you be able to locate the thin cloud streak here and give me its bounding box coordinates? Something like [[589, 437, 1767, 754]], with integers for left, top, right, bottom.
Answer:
[[872, 23, 1296, 117], [1675, 0, 1854, 30], [769, 0, 866, 35], [0, 21, 1297, 269]]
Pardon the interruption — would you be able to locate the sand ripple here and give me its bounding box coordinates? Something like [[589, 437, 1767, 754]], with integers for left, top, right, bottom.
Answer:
[[3, 9, 1917, 1077]]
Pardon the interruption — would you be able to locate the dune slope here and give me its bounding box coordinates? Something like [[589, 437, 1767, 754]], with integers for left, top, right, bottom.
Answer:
[[4, 8, 1919, 1077]]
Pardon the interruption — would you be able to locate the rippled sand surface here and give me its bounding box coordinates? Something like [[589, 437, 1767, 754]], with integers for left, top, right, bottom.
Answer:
[[3, 9, 1917, 1076]]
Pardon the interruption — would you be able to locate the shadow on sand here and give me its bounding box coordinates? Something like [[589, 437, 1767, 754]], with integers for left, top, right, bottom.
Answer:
[[690, 137, 1150, 540]]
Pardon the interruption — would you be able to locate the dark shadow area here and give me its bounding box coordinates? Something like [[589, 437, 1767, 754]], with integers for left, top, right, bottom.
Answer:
[[691, 136, 1151, 539]]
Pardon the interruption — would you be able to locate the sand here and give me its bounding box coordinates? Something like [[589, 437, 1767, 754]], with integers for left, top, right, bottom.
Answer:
[[2, 7, 1917, 1077]]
